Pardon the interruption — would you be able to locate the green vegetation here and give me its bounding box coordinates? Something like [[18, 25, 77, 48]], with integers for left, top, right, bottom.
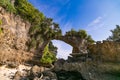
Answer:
[[29, 18, 62, 50], [39, 18, 62, 40], [0, 20, 2, 34], [65, 29, 87, 38], [65, 29, 94, 44], [40, 44, 56, 64], [14, 0, 44, 24], [0, 19, 2, 25], [0, 0, 16, 13], [0, 0, 44, 25], [107, 25, 120, 42], [87, 35, 95, 44]]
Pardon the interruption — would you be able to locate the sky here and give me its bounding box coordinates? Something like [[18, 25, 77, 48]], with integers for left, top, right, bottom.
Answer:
[[28, 0, 120, 59]]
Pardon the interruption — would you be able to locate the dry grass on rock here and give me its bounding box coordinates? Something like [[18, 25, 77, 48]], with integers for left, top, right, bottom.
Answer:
[[0, 49, 34, 65]]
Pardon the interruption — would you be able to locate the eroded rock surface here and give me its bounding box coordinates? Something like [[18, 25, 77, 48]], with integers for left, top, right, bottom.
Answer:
[[0, 7, 34, 65]]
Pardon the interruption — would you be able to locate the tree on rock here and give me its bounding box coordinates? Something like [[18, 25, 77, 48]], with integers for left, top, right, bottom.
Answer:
[[28, 17, 61, 55], [40, 44, 56, 64], [107, 25, 120, 42]]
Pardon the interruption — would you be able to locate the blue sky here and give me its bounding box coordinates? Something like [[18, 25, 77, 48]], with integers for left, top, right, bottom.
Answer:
[[28, 0, 120, 59]]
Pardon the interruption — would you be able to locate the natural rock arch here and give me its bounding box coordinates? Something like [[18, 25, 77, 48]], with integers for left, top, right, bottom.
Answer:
[[55, 36, 87, 54], [40, 35, 88, 56]]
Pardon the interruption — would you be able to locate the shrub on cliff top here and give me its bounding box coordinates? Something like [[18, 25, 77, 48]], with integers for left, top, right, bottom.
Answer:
[[65, 29, 94, 44], [0, 0, 44, 25], [14, 0, 44, 25], [0, 0, 16, 13]]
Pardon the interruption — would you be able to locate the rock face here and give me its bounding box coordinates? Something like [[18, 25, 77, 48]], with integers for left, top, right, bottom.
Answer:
[[88, 41, 120, 62], [54, 61, 93, 80], [54, 59, 120, 80], [0, 7, 33, 65], [13, 63, 87, 80], [0, 6, 30, 51]]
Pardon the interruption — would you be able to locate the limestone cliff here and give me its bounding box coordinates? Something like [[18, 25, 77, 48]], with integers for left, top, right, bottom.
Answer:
[[0, 7, 33, 65], [0, 0, 58, 65], [88, 41, 120, 62]]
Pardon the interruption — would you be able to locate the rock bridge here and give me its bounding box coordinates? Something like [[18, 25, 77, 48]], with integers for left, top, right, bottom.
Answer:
[[40, 36, 88, 56], [55, 36, 87, 54]]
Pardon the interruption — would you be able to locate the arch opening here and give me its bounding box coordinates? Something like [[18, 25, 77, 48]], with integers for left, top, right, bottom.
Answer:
[[52, 40, 73, 60]]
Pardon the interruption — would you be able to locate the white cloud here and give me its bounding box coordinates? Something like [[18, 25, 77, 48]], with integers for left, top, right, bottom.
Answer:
[[52, 40, 72, 59], [87, 16, 102, 27], [85, 16, 105, 31], [85, 13, 120, 41], [83, 16, 108, 41]]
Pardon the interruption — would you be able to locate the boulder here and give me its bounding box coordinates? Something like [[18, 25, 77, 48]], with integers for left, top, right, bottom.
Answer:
[[13, 71, 22, 80]]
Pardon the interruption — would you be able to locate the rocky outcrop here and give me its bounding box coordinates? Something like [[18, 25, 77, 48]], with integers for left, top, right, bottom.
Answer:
[[0, 7, 33, 65], [0, 6, 30, 50], [53, 60, 120, 80], [13, 65, 57, 80], [88, 41, 120, 62], [53, 61, 99, 80], [13, 63, 87, 80]]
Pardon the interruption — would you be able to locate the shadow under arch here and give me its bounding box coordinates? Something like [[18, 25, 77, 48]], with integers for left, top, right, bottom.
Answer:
[[52, 40, 73, 60]]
